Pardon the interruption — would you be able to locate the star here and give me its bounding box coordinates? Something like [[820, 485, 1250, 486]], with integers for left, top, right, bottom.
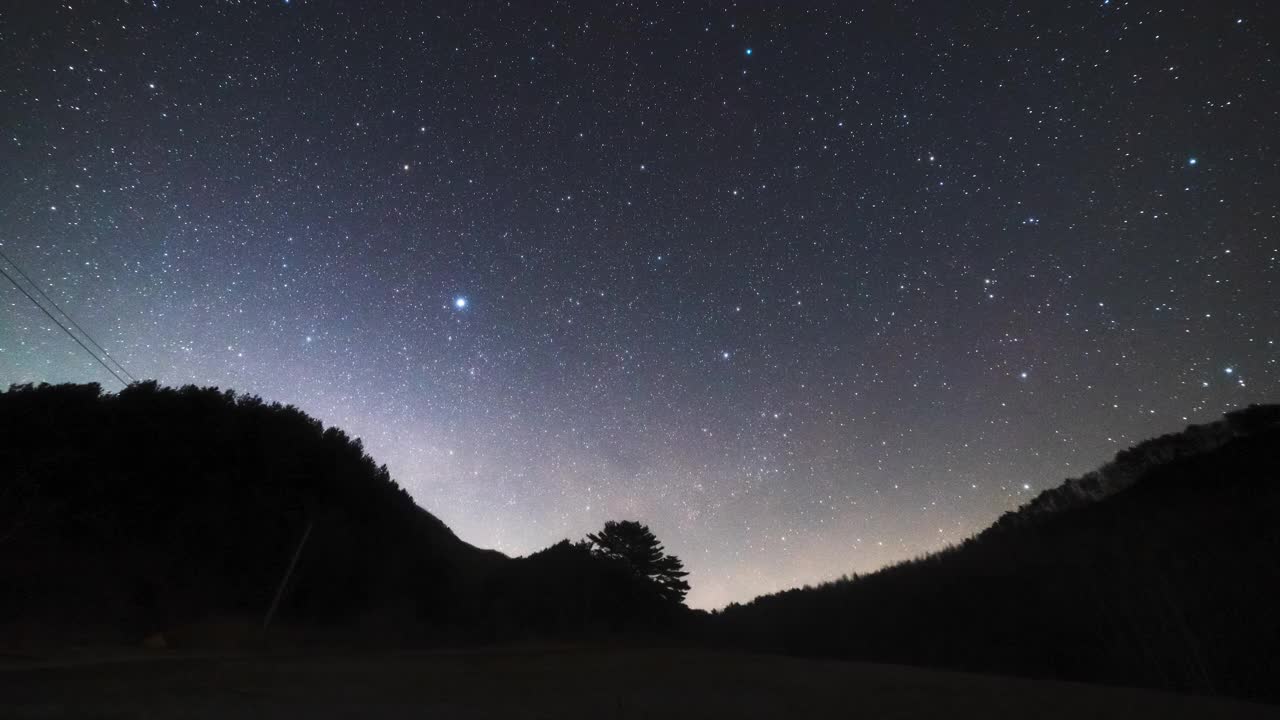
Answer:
[[454, 297, 468, 309]]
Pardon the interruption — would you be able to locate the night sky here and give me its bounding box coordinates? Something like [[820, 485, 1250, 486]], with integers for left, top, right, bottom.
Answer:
[[2, 2, 1277, 609]]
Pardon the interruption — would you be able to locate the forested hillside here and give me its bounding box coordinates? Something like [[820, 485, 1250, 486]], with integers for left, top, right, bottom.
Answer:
[[0, 382, 685, 647], [710, 406, 1280, 701]]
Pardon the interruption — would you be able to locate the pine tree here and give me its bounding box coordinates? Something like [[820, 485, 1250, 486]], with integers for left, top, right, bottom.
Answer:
[[586, 520, 690, 604]]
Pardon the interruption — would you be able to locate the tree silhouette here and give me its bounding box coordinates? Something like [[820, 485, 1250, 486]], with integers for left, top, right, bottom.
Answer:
[[0, 381, 496, 636], [709, 406, 1280, 702], [0, 382, 694, 643], [587, 520, 690, 605]]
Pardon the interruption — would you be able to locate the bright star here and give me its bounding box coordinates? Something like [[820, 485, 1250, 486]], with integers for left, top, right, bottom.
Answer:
[[1188, 157, 1197, 165], [454, 297, 468, 309], [745, 48, 753, 56], [1224, 366, 1234, 375]]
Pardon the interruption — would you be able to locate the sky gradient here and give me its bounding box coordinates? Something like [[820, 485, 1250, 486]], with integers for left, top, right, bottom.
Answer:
[[1, 1, 1277, 608]]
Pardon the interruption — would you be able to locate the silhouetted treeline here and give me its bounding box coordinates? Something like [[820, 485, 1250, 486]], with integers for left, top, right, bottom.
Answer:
[[0, 382, 688, 648], [482, 540, 686, 638], [5, 382, 1277, 702], [706, 405, 1280, 702]]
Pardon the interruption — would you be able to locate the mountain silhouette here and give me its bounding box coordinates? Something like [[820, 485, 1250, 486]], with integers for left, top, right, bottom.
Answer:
[[0, 382, 681, 649], [708, 405, 1280, 701], [3, 382, 1276, 701]]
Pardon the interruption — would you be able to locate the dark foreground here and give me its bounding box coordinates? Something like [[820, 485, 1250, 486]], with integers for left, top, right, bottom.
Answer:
[[1, 648, 1274, 719]]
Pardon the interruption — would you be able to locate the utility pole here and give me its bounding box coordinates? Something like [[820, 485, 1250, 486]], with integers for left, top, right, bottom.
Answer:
[[262, 517, 314, 634]]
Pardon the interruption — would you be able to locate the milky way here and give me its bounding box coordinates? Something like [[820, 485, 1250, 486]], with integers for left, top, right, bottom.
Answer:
[[1, 2, 1276, 608]]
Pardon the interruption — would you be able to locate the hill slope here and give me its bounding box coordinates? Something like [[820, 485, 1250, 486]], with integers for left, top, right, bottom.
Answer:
[[0, 382, 688, 649], [711, 406, 1280, 701], [0, 381, 507, 646]]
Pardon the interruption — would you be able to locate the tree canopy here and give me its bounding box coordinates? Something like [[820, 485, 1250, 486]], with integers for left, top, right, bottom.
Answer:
[[587, 520, 690, 605]]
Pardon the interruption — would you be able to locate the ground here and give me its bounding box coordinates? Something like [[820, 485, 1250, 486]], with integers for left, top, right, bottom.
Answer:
[[0, 647, 1274, 719]]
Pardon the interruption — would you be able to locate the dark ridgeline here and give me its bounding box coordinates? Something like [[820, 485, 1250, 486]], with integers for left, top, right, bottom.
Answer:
[[708, 405, 1280, 702], [0, 382, 689, 649], [1, 382, 1277, 702]]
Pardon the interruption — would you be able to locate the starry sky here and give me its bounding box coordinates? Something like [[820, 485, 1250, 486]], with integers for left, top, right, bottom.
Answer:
[[1, 1, 1277, 609]]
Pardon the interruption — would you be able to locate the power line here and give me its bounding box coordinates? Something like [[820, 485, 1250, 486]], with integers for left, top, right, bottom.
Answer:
[[0, 248, 136, 383], [0, 263, 131, 388]]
